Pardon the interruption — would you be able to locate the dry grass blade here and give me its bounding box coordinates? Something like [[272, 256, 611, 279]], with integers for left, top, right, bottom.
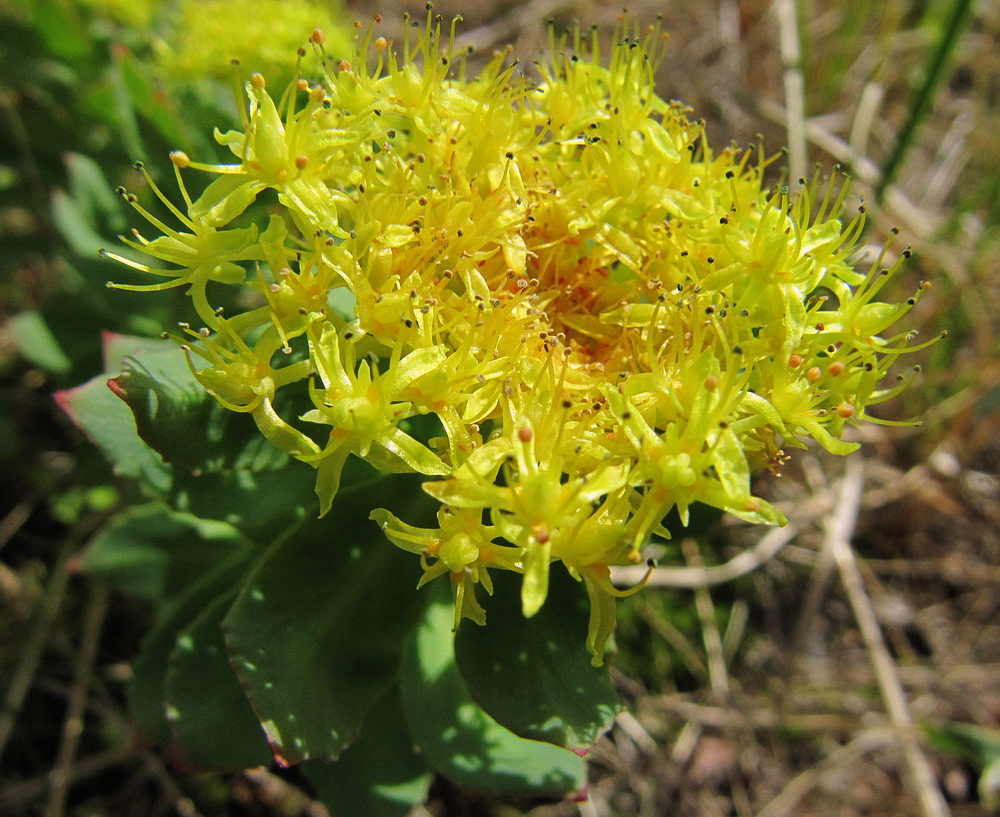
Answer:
[[683, 539, 730, 699], [454, 0, 577, 51], [828, 458, 952, 817], [0, 746, 133, 815], [756, 728, 899, 817], [612, 524, 799, 589], [44, 580, 109, 817], [0, 537, 75, 762], [775, 0, 807, 183], [0, 498, 35, 554]]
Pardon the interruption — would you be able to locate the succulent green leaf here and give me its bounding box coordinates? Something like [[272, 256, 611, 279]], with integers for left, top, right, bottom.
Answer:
[[109, 341, 290, 473], [54, 372, 173, 493], [401, 588, 587, 797], [30, 0, 92, 61], [130, 550, 257, 746], [302, 686, 432, 817], [108, 45, 146, 161], [8, 310, 71, 374], [81, 504, 249, 600], [115, 49, 191, 150], [52, 188, 108, 257], [924, 721, 1000, 812], [165, 593, 273, 772], [222, 507, 426, 765], [924, 721, 1000, 768], [101, 333, 178, 372], [455, 568, 621, 754], [169, 464, 317, 535], [65, 152, 126, 232]]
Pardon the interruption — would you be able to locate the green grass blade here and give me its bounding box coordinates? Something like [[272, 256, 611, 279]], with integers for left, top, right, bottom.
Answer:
[[876, 0, 976, 202]]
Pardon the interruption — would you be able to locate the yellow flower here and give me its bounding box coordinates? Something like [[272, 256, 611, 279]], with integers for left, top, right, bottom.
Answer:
[[372, 505, 522, 630], [300, 321, 450, 515], [107, 9, 936, 665], [103, 160, 264, 326]]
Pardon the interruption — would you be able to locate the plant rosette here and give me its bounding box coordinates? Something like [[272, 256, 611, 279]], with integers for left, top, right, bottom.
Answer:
[[59, 7, 938, 808]]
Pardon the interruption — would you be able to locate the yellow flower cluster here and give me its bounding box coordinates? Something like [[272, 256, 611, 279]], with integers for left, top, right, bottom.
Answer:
[[106, 10, 936, 665]]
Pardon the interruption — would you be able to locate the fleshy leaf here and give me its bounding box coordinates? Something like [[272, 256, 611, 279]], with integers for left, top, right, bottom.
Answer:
[[222, 486, 427, 765], [65, 152, 127, 232], [130, 550, 256, 746], [455, 568, 621, 754], [8, 310, 72, 374], [109, 341, 290, 473], [924, 721, 1000, 812], [52, 188, 108, 258], [101, 332, 179, 373], [80, 504, 249, 600], [302, 686, 432, 817], [115, 47, 192, 151], [30, 0, 92, 61], [165, 593, 273, 771], [55, 374, 172, 493], [169, 464, 317, 535], [400, 587, 587, 797]]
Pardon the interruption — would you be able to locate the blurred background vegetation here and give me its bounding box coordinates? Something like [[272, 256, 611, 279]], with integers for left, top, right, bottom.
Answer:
[[0, 0, 998, 815]]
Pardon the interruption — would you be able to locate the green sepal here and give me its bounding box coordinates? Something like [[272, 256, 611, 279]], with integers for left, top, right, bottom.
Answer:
[[521, 538, 551, 618], [190, 175, 264, 229]]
